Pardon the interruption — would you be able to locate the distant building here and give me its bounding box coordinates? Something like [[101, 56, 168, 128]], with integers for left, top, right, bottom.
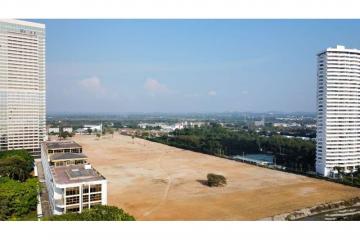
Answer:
[[273, 122, 300, 128], [41, 141, 107, 215], [83, 124, 103, 132], [273, 123, 288, 128], [62, 127, 73, 133], [254, 120, 265, 127], [316, 45, 360, 176], [0, 19, 46, 157], [188, 121, 208, 128], [138, 122, 188, 132], [288, 123, 301, 128], [48, 127, 60, 134], [76, 124, 103, 134], [138, 123, 162, 129]]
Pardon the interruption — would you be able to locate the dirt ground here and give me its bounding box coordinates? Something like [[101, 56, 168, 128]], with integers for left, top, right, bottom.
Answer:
[[74, 134, 360, 220]]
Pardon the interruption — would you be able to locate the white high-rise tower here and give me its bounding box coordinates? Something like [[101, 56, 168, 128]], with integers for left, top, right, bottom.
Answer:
[[316, 45, 360, 176], [0, 19, 46, 157]]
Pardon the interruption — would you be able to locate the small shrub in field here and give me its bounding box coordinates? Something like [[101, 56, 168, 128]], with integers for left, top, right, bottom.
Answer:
[[207, 173, 227, 187]]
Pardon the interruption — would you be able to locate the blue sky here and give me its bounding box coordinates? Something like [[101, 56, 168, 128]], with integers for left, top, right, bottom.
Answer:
[[32, 19, 360, 113]]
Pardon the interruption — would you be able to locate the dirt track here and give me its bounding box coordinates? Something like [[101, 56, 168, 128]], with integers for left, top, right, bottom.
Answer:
[[74, 134, 360, 220]]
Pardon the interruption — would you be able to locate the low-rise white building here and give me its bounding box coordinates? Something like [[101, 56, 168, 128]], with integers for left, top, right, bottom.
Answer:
[[273, 123, 288, 128], [48, 127, 60, 134], [62, 127, 73, 133], [83, 124, 103, 132], [41, 141, 107, 215], [273, 122, 301, 128], [254, 120, 265, 127]]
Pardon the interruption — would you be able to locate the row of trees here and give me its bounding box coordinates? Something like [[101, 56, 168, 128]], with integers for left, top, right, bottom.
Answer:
[[0, 150, 39, 220], [58, 131, 75, 139], [45, 205, 135, 221], [151, 123, 316, 172]]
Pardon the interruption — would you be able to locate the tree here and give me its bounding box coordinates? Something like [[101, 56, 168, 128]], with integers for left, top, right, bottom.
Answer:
[[0, 177, 39, 220], [45, 205, 135, 221], [132, 135, 135, 144], [109, 129, 114, 138], [59, 131, 70, 139], [0, 156, 29, 182], [87, 128, 92, 135], [207, 173, 227, 187], [0, 149, 34, 181], [334, 166, 344, 179], [96, 133, 101, 139]]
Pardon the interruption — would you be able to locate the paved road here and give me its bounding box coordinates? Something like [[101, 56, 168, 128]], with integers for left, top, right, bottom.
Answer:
[[36, 161, 51, 218]]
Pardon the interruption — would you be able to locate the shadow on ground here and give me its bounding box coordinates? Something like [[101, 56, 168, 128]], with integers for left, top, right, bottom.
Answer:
[[197, 179, 209, 186]]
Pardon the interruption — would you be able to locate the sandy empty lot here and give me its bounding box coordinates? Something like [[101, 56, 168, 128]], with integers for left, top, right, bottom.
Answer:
[[75, 134, 360, 220]]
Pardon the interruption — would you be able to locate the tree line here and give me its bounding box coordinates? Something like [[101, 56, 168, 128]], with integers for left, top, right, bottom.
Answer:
[[150, 123, 316, 172], [0, 150, 38, 220]]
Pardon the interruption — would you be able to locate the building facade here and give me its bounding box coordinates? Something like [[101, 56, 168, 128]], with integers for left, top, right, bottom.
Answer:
[[41, 140, 107, 215], [316, 45, 360, 176], [0, 19, 46, 157]]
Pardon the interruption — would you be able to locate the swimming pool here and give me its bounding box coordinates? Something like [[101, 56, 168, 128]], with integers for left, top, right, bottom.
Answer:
[[232, 154, 274, 165]]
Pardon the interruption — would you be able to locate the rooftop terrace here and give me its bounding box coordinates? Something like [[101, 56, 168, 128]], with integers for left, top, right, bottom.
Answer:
[[45, 141, 82, 150], [49, 152, 87, 161], [51, 164, 105, 185]]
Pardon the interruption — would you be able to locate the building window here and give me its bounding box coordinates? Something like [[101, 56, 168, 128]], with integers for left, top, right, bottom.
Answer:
[[90, 193, 101, 202], [55, 161, 65, 167], [66, 160, 75, 165], [83, 194, 89, 203], [83, 185, 89, 193], [90, 184, 101, 193], [75, 160, 84, 165], [66, 206, 80, 213], [66, 187, 79, 196], [66, 196, 79, 205]]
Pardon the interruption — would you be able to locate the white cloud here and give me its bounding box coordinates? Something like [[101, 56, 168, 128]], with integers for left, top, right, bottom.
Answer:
[[78, 76, 106, 94], [144, 78, 169, 94], [208, 90, 217, 96]]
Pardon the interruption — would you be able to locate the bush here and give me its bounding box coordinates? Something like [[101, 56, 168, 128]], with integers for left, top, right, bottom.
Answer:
[[207, 173, 227, 187], [45, 205, 135, 221], [0, 177, 39, 220]]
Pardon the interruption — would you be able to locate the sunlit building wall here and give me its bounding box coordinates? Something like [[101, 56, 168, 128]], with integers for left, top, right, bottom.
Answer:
[[316, 45, 360, 176], [0, 19, 46, 157]]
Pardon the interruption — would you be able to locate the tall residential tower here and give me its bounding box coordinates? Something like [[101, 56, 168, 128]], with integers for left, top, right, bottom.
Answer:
[[0, 19, 46, 157], [316, 45, 360, 176]]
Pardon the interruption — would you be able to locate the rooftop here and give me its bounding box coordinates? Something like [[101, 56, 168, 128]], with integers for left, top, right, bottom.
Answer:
[[51, 164, 105, 185], [50, 152, 87, 161], [45, 141, 82, 150], [318, 45, 360, 55], [0, 19, 45, 29]]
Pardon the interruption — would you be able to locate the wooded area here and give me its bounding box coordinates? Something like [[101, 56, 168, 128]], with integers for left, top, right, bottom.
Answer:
[[151, 123, 316, 172]]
